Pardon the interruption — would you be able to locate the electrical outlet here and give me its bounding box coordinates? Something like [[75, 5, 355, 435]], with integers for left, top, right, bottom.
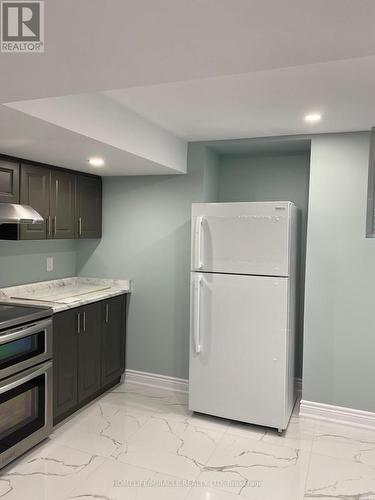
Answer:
[[46, 256, 54, 272]]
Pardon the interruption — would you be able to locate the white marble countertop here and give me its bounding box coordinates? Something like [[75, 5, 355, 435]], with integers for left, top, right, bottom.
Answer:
[[0, 277, 131, 313]]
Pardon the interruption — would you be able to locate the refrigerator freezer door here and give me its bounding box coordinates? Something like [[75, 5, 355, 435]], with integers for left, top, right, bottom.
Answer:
[[191, 202, 292, 276], [189, 272, 289, 429]]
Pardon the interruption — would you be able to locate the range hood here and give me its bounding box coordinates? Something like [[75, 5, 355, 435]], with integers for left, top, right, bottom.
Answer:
[[0, 203, 44, 224]]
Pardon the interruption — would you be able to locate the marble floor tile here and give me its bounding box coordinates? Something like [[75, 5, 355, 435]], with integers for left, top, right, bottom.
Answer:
[[188, 412, 232, 433], [0, 441, 104, 500], [126, 414, 224, 464], [155, 397, 195, 422], [66, 459, 190, 499], [51, 427, 124, 459], [51, 401, 120, 439], [117, 382, 188, 402], [115, 445, 204, 480], [186, 486, 247, 499], [305, 452, 375, 498], [99, 390, 166, 414], [225, 420, 268, 441], [264, 416, 316, 452], [312, 420, 375, 467], [52, 404, 150, 460], [3, 381, 375, 500], [199, 432, 310, 499]]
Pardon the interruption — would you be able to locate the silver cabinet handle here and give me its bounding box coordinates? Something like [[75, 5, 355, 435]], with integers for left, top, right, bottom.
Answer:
[[83, 311, 86, 332], [105, 304, 109, 324], [47, 216, 51, 237], [78, 217, 82, 237], [77, 313, 81, 334], [54, 179, 58, 238]]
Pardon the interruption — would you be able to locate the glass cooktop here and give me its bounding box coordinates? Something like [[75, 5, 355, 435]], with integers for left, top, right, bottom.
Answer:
[[0, 303, 53, 331]]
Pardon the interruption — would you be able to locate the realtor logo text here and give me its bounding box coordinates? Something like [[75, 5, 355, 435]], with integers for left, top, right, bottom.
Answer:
[[1, 1, 44, 52]]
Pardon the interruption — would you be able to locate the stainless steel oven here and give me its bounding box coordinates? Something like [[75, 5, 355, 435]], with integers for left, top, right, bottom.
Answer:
[[0, 360, 52, 468], [0, 318, 52, 380], [0, 305, 53, 469]]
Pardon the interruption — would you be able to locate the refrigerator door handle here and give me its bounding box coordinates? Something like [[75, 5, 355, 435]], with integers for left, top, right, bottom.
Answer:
[[194, 216, 204, 270], [194, 274, 202, 353]]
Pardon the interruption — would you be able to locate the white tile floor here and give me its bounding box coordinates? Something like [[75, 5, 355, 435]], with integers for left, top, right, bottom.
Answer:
[[1, 383, 375, 499]]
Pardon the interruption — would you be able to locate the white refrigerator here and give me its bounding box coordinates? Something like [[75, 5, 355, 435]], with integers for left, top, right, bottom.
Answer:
[[189, 201, 298, 431]]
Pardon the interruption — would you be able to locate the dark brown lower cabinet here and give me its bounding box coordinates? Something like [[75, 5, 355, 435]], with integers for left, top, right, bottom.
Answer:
[[77, 302, 101, 403], [53, 295, 127, 424], [53, 308, 79, 420], [101, 295, 126, 387]]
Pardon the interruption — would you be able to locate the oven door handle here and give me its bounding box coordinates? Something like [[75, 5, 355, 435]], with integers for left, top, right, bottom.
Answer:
[[0, 319, 52, 345], [0, 361, 52, 394]]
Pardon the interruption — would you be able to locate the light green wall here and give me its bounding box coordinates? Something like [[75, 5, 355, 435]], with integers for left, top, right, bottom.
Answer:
[[218, 153, 310, 377], [77, 144, 219, 379], [76, 146, 312, 381], [0, 240, 77, 287], [3, 132, 373, 415], [303, 132, 374, 410]]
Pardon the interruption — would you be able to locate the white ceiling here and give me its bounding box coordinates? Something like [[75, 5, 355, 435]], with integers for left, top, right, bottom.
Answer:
[[105, 56, 375, 141], [0, 106, 180, 175], [0, 0, 375, 174], [2, 0, 375, 103], [5, 94, 187, 174]]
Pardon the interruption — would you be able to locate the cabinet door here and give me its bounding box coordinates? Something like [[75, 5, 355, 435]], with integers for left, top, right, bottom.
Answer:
[[78, 302, 102, 403], [0, 159, 19, 203], [53, 309, 79, 423], [50, 170, 75, 239], [20, 164, 50, 240], [76, 175, 102, 238], [101, 295, 126, 387]]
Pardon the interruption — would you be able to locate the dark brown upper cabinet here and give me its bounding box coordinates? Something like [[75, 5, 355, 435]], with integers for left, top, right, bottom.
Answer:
[[19, 164, 50, 240], [50, 170, 75, 239], [0, 154, 102, 240], [76, 175, 102, 238], [0, 159, 20, 204]]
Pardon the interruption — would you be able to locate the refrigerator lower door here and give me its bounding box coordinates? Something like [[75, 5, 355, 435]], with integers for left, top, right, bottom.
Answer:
[[189, 272, 291, 429]]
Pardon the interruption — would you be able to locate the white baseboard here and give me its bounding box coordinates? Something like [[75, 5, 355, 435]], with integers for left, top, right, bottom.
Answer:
[[300, 400, 375, 430], [123, 369, 188, 394], [123, 370, 302, 399]]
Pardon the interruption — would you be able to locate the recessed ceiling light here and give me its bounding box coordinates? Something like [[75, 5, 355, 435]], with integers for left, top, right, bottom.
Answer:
[[88, 157, 104, 167], [304, 113, 322, 123]]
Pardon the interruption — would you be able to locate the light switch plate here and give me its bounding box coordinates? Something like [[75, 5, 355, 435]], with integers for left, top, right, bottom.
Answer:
[[46, 256, 53, 272]]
